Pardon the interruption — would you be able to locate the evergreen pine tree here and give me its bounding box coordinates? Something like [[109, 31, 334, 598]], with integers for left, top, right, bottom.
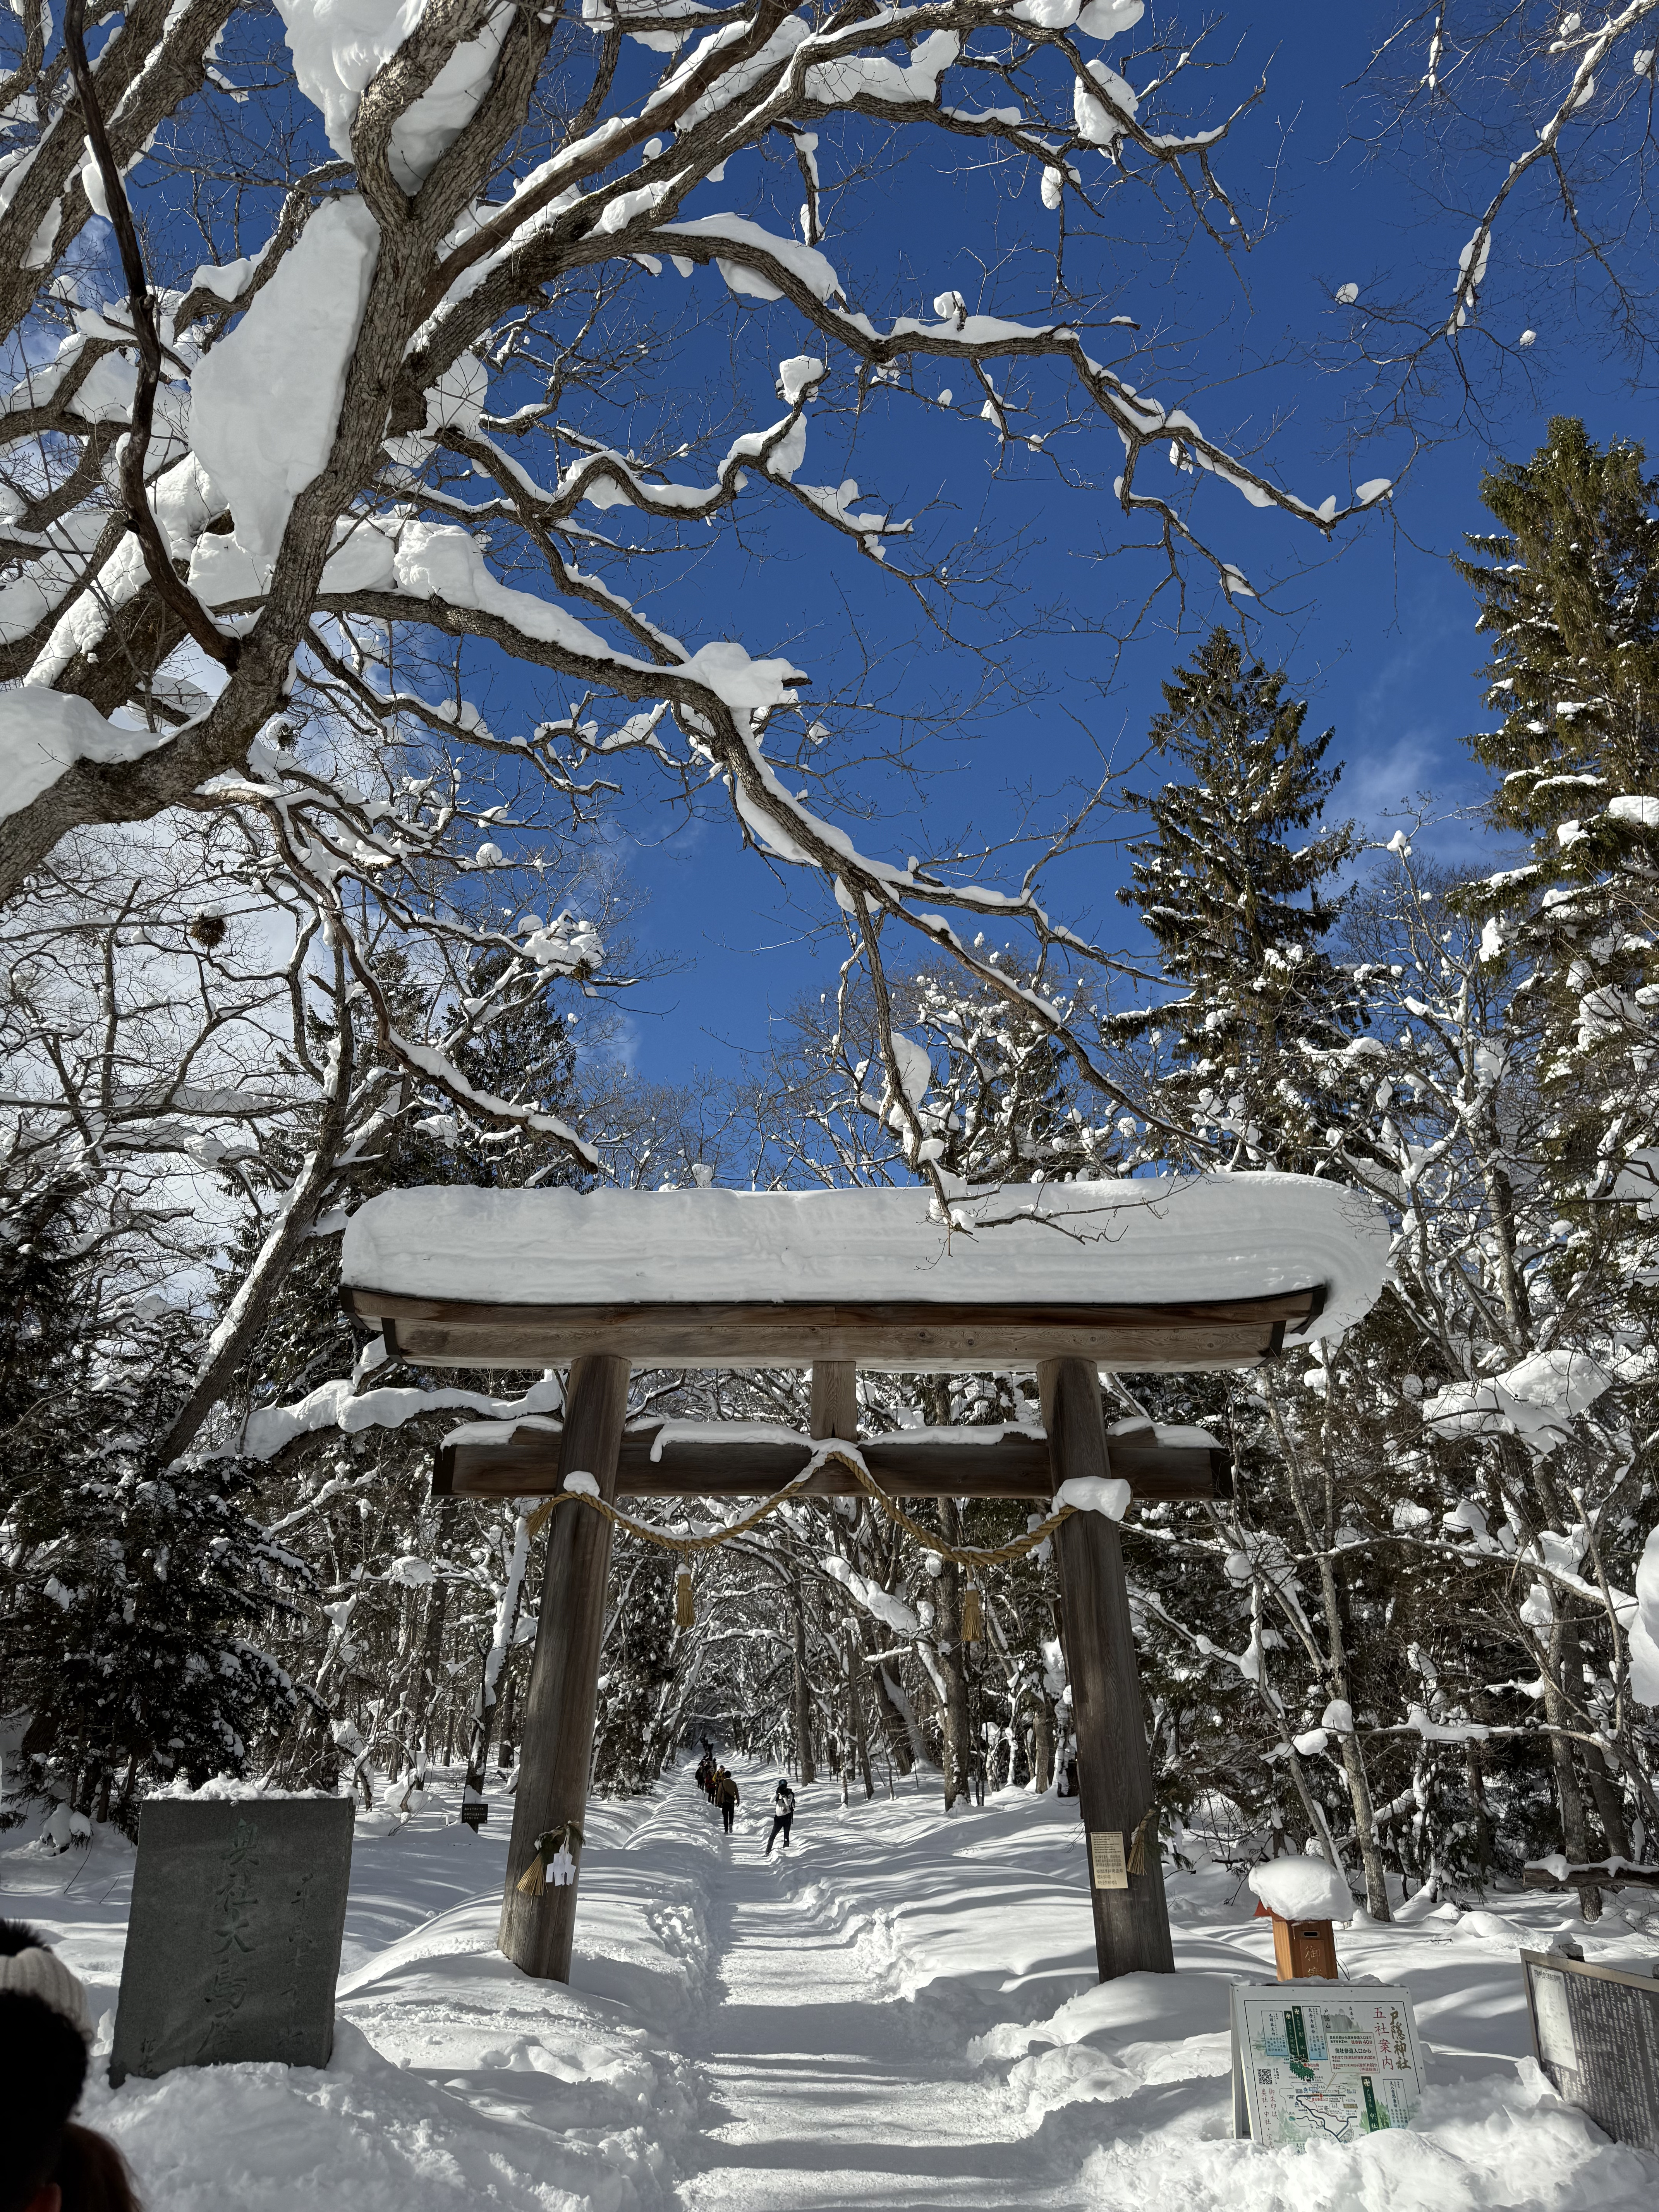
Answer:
[[1456, 416, 1659, 852], [1455, 417, 1659, 1135], [2, 1230, 306, 1827], [1112, 628, 1360, 1168]]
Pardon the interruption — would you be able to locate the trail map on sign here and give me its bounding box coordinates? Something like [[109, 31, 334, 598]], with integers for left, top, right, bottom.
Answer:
[[1230, 1984, 1425, 2145]]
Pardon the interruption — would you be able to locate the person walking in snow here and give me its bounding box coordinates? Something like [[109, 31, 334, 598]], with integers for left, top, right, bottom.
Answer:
[[715, 1769, 740, 1834], [764, 1779, 795, 1855]]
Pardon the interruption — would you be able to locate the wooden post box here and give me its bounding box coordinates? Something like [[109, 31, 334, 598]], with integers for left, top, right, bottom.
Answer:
[[1255, 1901, 1338, 1980]]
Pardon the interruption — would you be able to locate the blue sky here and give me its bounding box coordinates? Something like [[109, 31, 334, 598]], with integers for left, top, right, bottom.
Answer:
[[561, 5, 1656, 1088], [118, 5, 1647, 1092]]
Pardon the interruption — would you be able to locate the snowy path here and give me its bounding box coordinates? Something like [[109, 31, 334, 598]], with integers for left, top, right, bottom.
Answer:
[[656, 1759, 1659, 2212], [675, 1795, 1067, 2212]]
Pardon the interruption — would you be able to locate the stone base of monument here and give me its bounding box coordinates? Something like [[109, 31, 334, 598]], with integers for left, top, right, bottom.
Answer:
[[110, 1796, 354, 2087]]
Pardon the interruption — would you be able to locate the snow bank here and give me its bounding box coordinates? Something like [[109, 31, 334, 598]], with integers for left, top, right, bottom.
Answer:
[[16, 1760, 1659, 2212], [87, 1997, 684, 2210], [0, 690, 168, 821], [56, 1771, 699, 2212], [1248, 1854, 1353, 1922], [343, 1173, 1388, 1345]]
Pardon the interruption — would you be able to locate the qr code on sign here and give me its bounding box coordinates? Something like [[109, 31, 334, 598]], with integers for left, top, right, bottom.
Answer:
[[1258, 2069, 1275, 2084]]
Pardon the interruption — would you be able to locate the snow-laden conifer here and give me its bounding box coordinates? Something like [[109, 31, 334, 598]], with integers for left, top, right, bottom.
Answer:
[[1111, 627, 1360, 1170]]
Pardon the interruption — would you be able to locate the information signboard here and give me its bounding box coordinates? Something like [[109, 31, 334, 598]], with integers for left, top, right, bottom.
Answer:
[[1520, 1948, 1659, 2154], [1088, 1830, 1128, 1890], [1230, 1982, 1425, 2145]]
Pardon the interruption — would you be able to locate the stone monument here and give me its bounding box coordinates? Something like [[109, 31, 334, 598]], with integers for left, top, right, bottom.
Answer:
[[110, 1795, 354, 2086]]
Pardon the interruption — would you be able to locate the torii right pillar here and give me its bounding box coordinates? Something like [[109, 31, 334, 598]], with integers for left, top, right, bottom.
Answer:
[[1041, 1358, 1175, 1980]]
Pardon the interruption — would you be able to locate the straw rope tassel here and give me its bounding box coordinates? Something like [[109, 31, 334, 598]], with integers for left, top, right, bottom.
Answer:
[[1125, 1800, 1161, 1876], [517, 1820, 584, 1895], [675, 1564, 696, 1628], [961, 1583, 982, 1643]]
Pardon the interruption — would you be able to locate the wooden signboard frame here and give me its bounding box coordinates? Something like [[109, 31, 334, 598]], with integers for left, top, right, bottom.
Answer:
[[1521, 1947, 1659, 2153]]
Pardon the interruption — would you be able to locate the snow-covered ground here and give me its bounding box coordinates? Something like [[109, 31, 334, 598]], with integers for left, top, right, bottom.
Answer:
[[4, 1761, 1658, 2210]]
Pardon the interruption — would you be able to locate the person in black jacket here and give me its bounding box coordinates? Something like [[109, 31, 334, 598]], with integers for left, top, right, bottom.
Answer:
[[764, 1779, 795, 1855]]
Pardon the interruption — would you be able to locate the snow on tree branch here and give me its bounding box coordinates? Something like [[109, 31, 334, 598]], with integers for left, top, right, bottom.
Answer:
[[0, 0, 1375, 1115]]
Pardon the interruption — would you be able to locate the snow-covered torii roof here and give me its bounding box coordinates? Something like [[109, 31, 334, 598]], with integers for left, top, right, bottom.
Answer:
[[342, 1173, 1388, 1374]]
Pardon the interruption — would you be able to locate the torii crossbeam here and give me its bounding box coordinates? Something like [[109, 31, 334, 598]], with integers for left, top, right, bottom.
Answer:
[[341, 1175, 1388, 1988]]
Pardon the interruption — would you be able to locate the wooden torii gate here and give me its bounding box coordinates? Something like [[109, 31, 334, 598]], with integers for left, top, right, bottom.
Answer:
[[341, 1175, 1386, 1988]]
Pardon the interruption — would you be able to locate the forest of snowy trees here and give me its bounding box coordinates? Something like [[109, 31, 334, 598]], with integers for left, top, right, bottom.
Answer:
[[3, 2, 1659, 1929]]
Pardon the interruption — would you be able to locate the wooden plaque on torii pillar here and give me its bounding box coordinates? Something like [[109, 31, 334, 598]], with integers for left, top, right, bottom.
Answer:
[[340, 1177, 1385, 1988]]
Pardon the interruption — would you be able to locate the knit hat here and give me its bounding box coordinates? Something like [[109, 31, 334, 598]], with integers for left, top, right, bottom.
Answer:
[[0, 1945, 94, 2044]]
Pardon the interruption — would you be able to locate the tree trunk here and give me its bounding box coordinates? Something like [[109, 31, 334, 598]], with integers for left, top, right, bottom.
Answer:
[[847, 1621, 874, 1799], [1465, 1738, 1495, 1889], [497, 1646, 521, 1774], [1321, 1624, 1391, 1917], [790, 1564, 816, 1784], [415, 1567, 450, 1754], [934, 1503, 972, 1810], [1583, 1738, 1631, 1861], [1274, 1386, 1388, 1919], [499, 1354, 630, 1980], [861, 1621, 915, 1774], [1030, 1700, 1054, 1794], [1544, 1611, 1600, 1921], [1572, 1626, 1632, 1860], [465, 1510, 529, 1798]]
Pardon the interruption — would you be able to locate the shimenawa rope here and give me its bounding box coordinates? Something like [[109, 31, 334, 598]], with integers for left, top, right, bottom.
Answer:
[[523, 1444, 1080, 1582]]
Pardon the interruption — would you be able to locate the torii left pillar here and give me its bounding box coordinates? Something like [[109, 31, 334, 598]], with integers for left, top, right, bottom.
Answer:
[[1041, 1357, 1175, 1981], [499, 1352, 630, 1980]]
